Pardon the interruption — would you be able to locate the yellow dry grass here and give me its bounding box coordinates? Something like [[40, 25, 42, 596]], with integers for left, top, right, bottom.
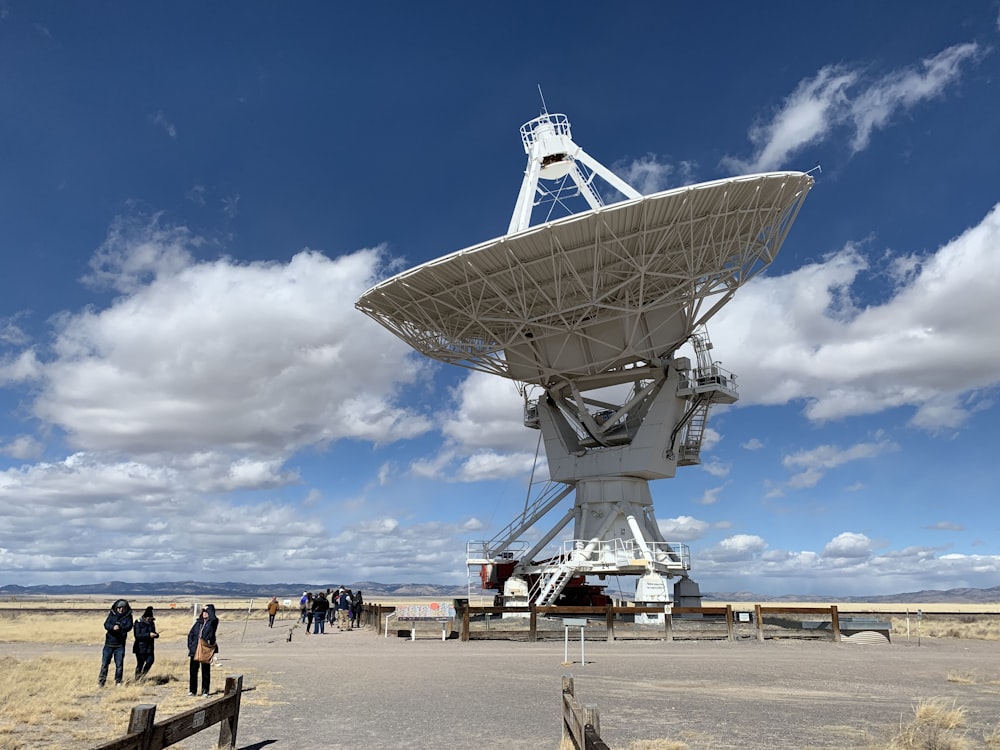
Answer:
[[702, 602, 1000, 642], [0, 652, 275, 750], [0, 610, 197, 645], [883, 699, 971, 750], [889, 616, 1000, 641], [0, 606, 279, 749], [0, 654, 192, 749], [946, 671, 978, 684]]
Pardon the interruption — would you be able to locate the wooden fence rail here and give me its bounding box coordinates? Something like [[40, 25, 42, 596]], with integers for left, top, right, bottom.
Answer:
[[459, 604, 737, 641], [561, 674, 610, 750], [92, 674, 243, 750], [364, 602, 859, 643], [455, 604, 855, 642]]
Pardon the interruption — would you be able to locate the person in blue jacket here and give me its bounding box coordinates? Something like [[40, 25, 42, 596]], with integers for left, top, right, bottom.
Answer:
[[187, 603, 219, 696], [98, 598, 133, 686], [132, 606, 159, 680]]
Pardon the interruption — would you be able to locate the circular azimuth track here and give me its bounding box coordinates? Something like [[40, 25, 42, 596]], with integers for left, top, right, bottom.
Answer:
[[357, 171, 812, 386]]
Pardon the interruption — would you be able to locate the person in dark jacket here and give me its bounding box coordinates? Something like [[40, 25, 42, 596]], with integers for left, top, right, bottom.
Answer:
[[186, 603, 219, 696], [98, 598, 133, 686], [350, 590, 363, 630], [132, 606, 159, 680], [311, 591, 329, 634]]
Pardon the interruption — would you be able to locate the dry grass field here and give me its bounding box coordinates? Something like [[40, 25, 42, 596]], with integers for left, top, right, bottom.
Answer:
[[2, 597, 999, 749], [708, 601, 1000, 643], [0, 604, 276, 750]]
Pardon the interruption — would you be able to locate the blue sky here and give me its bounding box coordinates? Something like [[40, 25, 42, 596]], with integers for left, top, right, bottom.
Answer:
[[1, 3, 999, 595]]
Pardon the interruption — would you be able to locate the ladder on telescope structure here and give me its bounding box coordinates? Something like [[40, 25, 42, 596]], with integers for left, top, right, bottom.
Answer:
[[678, 400, 710, 466], [533, 560, 578, 606]]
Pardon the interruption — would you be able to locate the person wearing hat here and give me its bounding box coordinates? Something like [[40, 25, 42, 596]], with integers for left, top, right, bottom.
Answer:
[[98, 598, 133, 686], [132, 606, 160, 680]]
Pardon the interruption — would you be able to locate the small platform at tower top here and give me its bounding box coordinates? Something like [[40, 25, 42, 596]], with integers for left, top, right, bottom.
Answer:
[[384, 602, 457, 641]]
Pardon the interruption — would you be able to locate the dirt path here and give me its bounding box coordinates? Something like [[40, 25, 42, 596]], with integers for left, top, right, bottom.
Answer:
[[205, 618, 1000, 750], [5, 616, 1000, 749]]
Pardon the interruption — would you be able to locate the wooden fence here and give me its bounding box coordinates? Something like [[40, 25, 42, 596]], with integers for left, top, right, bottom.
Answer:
[[92, 674, 243, 750], [455, 604, 849, 642], [561, 674, 609, 750], [362, 602, 903, 643]]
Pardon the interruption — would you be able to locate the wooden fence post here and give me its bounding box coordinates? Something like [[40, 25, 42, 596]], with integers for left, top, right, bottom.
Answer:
[[127, 704, 156, 750], [216, 675, 243, 750], [831, 605, 841, 643], [461, 604, 470, 641], [584, 705, 601, 738], [529, 606, 537, 642], [92, 675, 245, 750], [664, 610, 673, 642], [583, 704, 610, 750], [561, 674, 575, 744], [561, 674, 611, 750], [605, 605, 614, 642], [755, 604, 764, 642], [725, 605, 735, 641]]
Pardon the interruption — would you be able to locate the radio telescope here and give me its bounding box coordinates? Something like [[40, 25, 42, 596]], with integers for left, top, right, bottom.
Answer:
[[357, 110, 812, 610]]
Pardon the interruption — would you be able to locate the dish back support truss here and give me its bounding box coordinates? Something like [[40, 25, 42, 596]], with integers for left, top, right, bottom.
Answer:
[[356, 171, 812, 387]]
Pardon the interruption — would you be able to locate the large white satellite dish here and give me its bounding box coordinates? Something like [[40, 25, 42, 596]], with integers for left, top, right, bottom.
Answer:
[[357, 111, 812, 610]]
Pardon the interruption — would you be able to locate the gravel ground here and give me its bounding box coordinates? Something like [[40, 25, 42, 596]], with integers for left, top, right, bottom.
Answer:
[[201, 616, 1000, 750], [5, 615, 999, 749]]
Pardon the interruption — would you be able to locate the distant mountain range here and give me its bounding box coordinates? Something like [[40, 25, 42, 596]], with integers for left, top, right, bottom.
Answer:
[[1, 579, 999, 603], [705, 587, 1000, 604], [0, 580, 471, 598]]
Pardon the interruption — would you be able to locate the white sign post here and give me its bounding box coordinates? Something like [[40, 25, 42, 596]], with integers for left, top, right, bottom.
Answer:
[[563, 618, 587, 666]]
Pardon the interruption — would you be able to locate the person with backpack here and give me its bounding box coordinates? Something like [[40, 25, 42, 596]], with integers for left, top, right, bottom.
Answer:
[[335, 587, 352, 631]]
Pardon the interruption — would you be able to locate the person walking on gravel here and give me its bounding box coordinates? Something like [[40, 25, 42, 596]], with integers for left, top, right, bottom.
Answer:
[[350, 590, 363, 630], [299, 592, 309, 623]]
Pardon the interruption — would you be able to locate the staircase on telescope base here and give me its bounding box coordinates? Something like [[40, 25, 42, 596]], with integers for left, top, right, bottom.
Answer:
[[678, 401, 710, 466], [532, 560, 578, 606]]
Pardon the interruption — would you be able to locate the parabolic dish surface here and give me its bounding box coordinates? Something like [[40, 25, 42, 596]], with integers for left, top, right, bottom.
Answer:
[[357, 171, 812, 385]]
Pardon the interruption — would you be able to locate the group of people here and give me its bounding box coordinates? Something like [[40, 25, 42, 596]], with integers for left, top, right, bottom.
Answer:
[[98, 599, 158, 686], [298, 587, 363, 634], [99, 590, 363, 695], [97, 598, 220, 698]]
